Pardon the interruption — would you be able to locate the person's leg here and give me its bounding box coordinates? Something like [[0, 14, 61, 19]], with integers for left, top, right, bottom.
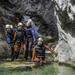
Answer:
[[15, 43, 21, 59], [21, 42, 25, 52], [24, 40, 29, 60], [42, 57, 46, 64], [35, 57, 40, 66], [15, 51, 19, 59], [40, 57, 43, 66], [10, 44, 15, 61], [11, 47, 14, 59], [28, 39, 33, 60]]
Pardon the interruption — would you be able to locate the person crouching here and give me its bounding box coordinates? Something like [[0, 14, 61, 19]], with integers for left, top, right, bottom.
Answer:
[[32, 38, 52, 66]]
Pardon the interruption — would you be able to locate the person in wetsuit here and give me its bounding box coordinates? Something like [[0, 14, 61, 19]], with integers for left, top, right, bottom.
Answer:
[[13, 22, 25, 60], [24, 19, 36, 61], [5, 24, 15, 61], [32, 37, 52, 65]]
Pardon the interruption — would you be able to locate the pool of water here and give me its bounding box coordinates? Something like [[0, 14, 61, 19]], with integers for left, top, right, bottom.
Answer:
[[0, 63, 75, 75]]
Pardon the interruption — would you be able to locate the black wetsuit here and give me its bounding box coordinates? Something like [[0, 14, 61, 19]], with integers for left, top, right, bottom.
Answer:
[[24, 27, 36, 60], [12, 29, 25, 60], [15, 29, 25, 43], [35, 44, 45, 60], [6, 29, 15, 60]]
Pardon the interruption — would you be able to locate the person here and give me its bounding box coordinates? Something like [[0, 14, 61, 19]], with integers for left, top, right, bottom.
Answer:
[[24, 19, 36, 61], [5, 24, 15, 61], [32, 37, 52, 65], [13, 22, 25, 60]]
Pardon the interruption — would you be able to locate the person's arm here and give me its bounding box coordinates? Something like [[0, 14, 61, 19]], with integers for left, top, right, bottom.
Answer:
[[31, 29, 36, 42], [13, 32, 16, 42], [6, 34, 11, 44], [32, 47, 36, 62], [35, 30, 42, 38], [44, 45, 54, 52]]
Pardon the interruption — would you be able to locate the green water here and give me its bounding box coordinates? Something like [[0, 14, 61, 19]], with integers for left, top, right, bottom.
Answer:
[[0, 63, 75, 75]]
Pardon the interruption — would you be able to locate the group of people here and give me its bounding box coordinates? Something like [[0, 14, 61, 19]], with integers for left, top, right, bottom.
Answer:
[[5, 19, 53, 65]]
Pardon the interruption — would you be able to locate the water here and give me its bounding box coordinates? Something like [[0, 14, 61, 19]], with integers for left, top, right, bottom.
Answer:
[[0, 63, 75, 75]]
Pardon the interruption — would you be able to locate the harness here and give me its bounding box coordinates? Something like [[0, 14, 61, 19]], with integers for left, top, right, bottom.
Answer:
[[26, 28, 33, 39], [14, 29, 25, 43]]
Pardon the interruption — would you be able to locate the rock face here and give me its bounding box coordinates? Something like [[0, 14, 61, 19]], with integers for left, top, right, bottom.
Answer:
[[54, 0, 75, 62], [55, 0, 75, 37], [0, 0, 58, 40]]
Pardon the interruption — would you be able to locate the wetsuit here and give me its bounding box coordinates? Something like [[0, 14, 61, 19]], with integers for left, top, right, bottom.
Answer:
[[6, 29, 15, 60], [13, 28, 25, 60], [24, 27, 36, 60], [35, 44, 45, 60]]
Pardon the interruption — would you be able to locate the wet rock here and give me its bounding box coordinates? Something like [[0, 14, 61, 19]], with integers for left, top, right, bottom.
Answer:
[[0, 0, 58, 40]]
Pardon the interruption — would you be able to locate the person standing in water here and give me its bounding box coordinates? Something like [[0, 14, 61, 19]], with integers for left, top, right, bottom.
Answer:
[[32, 37, 52, 65], [13, 22, 25, 60], [5, 24, 15, 61], [24, 19, 36, 61]]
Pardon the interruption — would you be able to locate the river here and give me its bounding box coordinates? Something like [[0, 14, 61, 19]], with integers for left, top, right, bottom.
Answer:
[[0, 63, 75, 75]]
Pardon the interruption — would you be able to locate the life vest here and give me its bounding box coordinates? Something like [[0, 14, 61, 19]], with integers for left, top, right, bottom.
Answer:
[[35, 44, 45, 57], [6, 30, 14, 44], [15, 29, 25, 42]]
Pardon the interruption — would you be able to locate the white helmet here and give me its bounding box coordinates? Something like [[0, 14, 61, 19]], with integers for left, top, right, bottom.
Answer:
[[18, 22, 23, 27], [38, 37, 43, 42], [10, 25, 13, 29], [5, 24, 10, 29], [26, 19, 32, 27]]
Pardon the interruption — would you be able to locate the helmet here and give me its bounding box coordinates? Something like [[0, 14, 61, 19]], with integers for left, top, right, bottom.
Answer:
[[17, 22, 23, 27], [26, 19, 32, 27], [10, 25, 13, 29], [37, 37, 43, 42], [37, 37, 43, 46], [5, 24, 10, 29]]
